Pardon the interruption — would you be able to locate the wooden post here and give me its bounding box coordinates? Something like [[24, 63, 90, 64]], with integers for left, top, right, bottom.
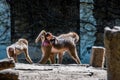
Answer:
[[104, 26, 120, 80], [90, 46, 105, 68]]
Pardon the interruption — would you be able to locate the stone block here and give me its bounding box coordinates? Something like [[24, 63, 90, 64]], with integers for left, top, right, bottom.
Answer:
[[104, 26, 120, 80], [0, 58, 15, 70], [90, 46, 105, 68], [0, 69, 19, 80]]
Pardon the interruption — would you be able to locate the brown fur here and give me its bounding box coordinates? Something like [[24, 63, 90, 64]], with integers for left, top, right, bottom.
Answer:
[[35, 30, 81, 64], [35, 30, 53, 64], [58, 32, 79, 43], [47, 32, 81, 64], [6, 38, 33, 64]]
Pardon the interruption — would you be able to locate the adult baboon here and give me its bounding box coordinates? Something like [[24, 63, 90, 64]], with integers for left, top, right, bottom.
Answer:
[[35, 30, 81, 64]]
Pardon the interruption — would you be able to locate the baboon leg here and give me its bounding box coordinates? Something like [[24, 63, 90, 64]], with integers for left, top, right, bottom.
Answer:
[[8, 49, 17, 62], [49, 54, 55, 64], [69, 47, 81, 64], [58, 53, 63, 64], [24, 49, 33, 64], [13, 54, 17, 62], [39, 47, 52, 64], [39, 53, 50, 64], [11, 53, 17, 62], [7, 48, 14, 58]]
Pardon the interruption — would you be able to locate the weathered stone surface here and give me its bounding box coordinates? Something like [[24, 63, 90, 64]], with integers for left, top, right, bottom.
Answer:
[[0, 58, 15, 70], [0, 0, 11, 59], [80, 0, 96, 63], [80, 0, 120, 64], [104, 26, 120, 80], [0, 45, 8, 59], [16, 63, 107, 80], [0, 69, 19, 80], [90, 46, 105, 68], [0, 62, 107, 80]]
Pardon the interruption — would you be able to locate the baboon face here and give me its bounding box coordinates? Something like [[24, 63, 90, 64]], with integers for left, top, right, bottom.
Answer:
[[45, 32, 54, 41]]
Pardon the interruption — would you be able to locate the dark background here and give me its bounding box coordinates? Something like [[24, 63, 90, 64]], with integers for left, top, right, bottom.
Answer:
[[8, 0, 79, 43]]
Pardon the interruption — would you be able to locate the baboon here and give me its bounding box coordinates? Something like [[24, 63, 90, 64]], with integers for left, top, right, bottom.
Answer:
[[35, 30, 81, 64], [6, 38, 33, 64], [35, 30, 53, 64]]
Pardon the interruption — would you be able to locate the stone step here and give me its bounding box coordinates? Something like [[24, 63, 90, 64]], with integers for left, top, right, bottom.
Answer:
[[0, 58, 15, 70], [0, 63, 107, 80]]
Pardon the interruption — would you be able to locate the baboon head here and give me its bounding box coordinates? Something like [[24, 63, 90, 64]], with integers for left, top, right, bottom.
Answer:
[[45, 32, 54, 41], [35, 30, 54, 43], [18, 38, 28, 45]]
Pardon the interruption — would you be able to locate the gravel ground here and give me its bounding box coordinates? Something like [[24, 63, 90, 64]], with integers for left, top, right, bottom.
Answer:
[[13, 63, 107, 80]]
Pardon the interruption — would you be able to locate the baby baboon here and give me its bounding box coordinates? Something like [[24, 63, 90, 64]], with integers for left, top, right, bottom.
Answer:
[[6, 38, 33, 64]]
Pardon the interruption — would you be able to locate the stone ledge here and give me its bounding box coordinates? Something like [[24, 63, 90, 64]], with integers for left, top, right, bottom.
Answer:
[[0, 69, 19, 80], [0, 63, 107, 80], [17, 63, 106, 80], [0, 58, 15, 70]]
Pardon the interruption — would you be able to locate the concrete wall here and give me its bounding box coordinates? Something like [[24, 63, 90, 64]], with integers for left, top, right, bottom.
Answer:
[[0, 0, 10, 59], [80, 0, 96, 63]]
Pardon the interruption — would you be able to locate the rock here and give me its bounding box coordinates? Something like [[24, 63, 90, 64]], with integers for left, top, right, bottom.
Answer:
[[16, 63, 107, 80], [0, 0, 11, 60], [0, 0, 10, 44], [90, 46, 105, 68], [104, 26, 120, 80], [0, 58, 15, 70], [0, 63, 107, 80], [80, 0, 96, 63], [0, 69, 19, 80], [0, 45, 8, 59]]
